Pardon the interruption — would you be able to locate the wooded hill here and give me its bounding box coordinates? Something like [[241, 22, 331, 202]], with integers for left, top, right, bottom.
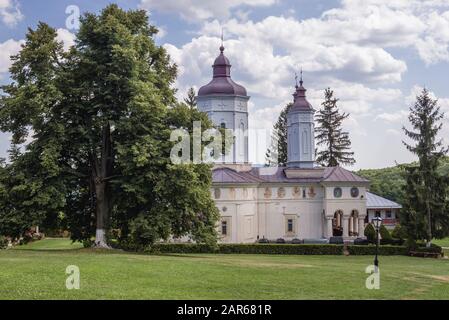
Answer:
[[356, 156, 449, 206]]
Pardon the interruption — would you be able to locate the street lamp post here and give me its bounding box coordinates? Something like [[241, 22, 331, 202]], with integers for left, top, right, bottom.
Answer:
[[373, 216, 383, 272]]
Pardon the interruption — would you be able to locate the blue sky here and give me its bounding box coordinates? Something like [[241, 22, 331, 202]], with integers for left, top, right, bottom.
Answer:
[[1, 0, 449, 169]]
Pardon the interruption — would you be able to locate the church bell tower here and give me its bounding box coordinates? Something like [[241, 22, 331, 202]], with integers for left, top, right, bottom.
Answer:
[[197, 44, 250, 164], [286, 74, 315, 168]]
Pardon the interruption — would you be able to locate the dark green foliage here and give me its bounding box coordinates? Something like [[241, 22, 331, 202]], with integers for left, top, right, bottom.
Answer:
[[347, 245, 408, 256], [139, 243, 409, 256], [357, 166, 407, 204], [391, 224, 407, 240], [0, 5, 218, 247], [357, 156, 449, 206], [401, 88, 449, 244], [410, 243, 442, 254], [148, 243, 344, 255], [183, 87, 197, 109], [315, 88, 355, 167], [0, 236, 7, 249], [380, 224, 392, 241], [364, 223, 376, 243], [265, 103, 291, 166]]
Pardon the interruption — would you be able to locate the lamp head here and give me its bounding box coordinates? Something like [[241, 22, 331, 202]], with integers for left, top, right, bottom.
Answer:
[[373, 216, 383, 229]]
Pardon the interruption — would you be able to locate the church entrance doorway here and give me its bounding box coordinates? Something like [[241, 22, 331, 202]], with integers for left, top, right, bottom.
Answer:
[[332, 210, 343, 236], [349, 210, 359, 236]]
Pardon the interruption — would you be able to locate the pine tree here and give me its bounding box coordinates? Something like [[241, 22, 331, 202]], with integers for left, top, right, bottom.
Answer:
[[265, 103, 292, 166], [401, 88, 449, 247], [184, 87, 197, 109], [315, 88, 355, 167]]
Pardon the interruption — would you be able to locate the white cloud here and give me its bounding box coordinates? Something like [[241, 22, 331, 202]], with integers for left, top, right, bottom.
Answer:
[[161, 0, 449, 168], [0, 38, 23, 78], [376, 110, 409, 123], [386, 128, 401, 136], [0, 0, 23, 27], [56, 28, 76, 51], [139, 0, 276, 22]]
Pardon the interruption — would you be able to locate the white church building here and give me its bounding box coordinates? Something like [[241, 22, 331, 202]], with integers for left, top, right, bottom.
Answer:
[[196, 44, 401, 243]]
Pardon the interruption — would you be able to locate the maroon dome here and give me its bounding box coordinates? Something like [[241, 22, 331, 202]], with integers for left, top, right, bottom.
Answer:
[[198, 46, 247, 96], [290, 78, 313, 112]]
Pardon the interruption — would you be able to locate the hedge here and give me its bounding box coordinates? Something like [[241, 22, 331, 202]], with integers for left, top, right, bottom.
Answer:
[[145, 243, 410, 256], [412, 244, 443, 254], [347, 245, 408, 256]]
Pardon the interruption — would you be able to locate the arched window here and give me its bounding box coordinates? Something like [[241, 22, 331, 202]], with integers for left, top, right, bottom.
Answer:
[[239, 121, 245, 156], [302, 130, 309, 154]]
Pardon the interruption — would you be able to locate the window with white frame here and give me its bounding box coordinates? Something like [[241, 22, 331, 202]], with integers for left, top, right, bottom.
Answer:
[[284, 215, 297, 236]]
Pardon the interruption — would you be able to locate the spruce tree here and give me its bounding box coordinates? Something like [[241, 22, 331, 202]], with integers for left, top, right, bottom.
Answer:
[[315, 88, 355, 167], [184, 87, 197, 109], [265, 103, 292, 166], [402, 88, 449, 247]]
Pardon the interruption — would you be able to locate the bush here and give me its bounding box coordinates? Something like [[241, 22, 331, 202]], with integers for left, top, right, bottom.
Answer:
[[364, 223, 376, 243], [391, 224, 407, 240], [380, 224, 392, 241], [147, 243, 344, 255], [141, 243, 409, 256], [347, 245, 408, 255], [413, 243, 443, 254], [380, 238, 404, 245], [128, 215, 160, 250], [0, 236, 8, 249]]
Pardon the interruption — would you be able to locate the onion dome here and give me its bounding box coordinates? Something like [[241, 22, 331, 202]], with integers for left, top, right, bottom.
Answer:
[[291, 74, 313, 111], [198, 45, 247, 96]]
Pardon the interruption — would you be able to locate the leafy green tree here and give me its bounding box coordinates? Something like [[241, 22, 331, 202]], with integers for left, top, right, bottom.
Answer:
[[265, 103, 292, 166], [315, 88, 355, 167], [401, 88, 449, 247], [0, 5, 218, 248]]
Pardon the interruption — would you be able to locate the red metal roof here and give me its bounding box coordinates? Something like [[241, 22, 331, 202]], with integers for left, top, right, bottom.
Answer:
[[212, 166, 369, 184]]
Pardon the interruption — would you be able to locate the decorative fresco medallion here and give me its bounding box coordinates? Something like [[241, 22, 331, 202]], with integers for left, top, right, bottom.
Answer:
[[308, 186, 316, 198], [277, 187, 286, 198], [229, 187, 236, 199], [214, 188, 221, 199], [264, 187, 272, 199], [292, 186, 301, 198]]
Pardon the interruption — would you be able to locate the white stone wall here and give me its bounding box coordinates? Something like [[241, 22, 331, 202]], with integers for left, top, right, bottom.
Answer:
[[197, 95, 249, 164], [287, 111, 315, 168], [212, 183, 368, 243]]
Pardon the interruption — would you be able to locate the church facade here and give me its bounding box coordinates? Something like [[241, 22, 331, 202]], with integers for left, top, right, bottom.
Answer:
[[197, 45, 398, 243]]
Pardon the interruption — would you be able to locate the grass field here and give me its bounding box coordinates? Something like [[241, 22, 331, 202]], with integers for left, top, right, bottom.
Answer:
[[433, 237, 449, 248], [0, 238, 448, 300]]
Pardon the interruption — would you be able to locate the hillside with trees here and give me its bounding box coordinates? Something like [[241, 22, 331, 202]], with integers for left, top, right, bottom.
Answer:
[[357, 156, 449, 206]]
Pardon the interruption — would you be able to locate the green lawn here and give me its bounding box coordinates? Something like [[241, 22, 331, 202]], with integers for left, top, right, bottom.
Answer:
[[433, 237, 449, 248], [0, 238, 448, 300]]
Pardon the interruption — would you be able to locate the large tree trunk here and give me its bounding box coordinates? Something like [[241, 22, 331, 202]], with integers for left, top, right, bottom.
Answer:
[[93, 122, 113, 249], [426, 197, 432, 248], [95, 180, 110, 248]]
